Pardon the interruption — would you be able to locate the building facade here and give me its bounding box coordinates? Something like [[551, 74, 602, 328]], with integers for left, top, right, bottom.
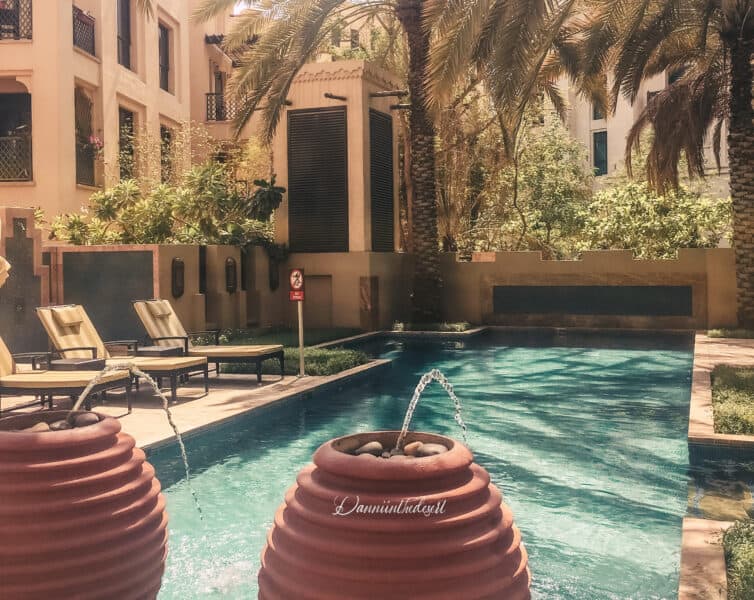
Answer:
[[563, 71, 729, 194], [0, 0, 249, 217]]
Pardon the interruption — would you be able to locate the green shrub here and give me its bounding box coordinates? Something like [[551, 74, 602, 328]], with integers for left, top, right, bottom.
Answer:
[[392, 322, 472, 332], [708, 329, 754, 339], [723, 520, 754, 600], [222, 347, 369, 377], [711, 366, 754, 435]]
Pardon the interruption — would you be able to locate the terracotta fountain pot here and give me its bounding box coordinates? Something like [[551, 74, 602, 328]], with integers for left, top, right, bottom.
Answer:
[[258, 431, 530, 599], [0, 411, 168, 599]]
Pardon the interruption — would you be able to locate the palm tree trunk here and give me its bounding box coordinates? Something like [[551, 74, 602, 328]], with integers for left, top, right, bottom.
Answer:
[[726, 34, 754, 326], [396, 0, 442, 322]]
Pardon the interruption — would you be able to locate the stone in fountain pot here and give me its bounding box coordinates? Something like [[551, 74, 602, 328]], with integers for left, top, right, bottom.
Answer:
[[50, 420, 72, 431], [403, 441, 423, 456], [354, 441, 383, 456], [23, 422, 50, 433], [73, 413, 100, 428], [416, 442, 449, 457]]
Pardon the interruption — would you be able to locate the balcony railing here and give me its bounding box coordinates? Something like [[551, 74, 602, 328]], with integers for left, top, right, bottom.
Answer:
[[0, 0, 32, 40], [0, 136, 32, 181], [206, 93, 239, 122], [72, 6, 95, 56]]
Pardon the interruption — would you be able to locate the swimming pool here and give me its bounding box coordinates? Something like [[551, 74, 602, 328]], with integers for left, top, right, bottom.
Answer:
[[150, 331, 695, 599]]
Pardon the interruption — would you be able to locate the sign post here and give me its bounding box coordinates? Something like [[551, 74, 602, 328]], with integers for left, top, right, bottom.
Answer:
[[289, 268, 305, 376]]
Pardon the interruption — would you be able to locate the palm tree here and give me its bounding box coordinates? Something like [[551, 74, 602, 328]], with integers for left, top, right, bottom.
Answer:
[[191, 0, 570, 322], [570, 0, 754, 326]]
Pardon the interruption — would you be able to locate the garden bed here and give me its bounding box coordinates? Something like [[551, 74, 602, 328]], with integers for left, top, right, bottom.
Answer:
[[392, 321, 472, 332], [723, 519, 754, 600], [192, 327, 370, 376], [712, 365, 754, 435]]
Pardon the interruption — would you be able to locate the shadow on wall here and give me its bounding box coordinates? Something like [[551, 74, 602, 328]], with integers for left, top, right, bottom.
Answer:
[[0, 208, 48, 352]]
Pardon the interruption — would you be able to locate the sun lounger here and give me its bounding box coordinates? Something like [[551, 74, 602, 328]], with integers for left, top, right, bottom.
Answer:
[[133, 299, 285, 382], [36, 305, 209, 403], [0, 335, 132, 412]]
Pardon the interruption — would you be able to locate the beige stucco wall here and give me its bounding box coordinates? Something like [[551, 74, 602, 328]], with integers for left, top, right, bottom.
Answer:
[[155, 244, 204, 333], [271, 60, 402, 252], [0, 1, 192, 217], [251, 249, 412, 330], [442, 248, 737, 329], [204, 244, 246, 329]]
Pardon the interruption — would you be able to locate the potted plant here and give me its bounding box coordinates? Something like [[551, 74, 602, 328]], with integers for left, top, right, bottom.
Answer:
[[258, 430, 531, 599], [0, 410, 168, 599]]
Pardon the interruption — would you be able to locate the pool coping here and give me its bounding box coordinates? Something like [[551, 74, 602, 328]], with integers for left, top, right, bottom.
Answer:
[[689, 334, 754, 450], [678, 517, 730, 600], [140, 358, 393, 452]]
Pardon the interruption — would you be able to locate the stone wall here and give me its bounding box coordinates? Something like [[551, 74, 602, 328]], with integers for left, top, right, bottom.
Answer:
[[442, 249, 737, 329]]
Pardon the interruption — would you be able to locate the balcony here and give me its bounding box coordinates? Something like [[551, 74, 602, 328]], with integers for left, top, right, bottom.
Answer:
[[206, 93, 239, 122], [0, 135, 32, 181], [72, 6, 95, 56], [0, 0, 32, 40]]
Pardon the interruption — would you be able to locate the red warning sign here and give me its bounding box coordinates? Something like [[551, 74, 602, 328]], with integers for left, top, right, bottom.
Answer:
[[289, 268, 304, 301]]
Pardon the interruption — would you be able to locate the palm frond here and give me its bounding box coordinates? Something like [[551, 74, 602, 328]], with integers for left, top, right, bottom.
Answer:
[[625, 48, 727, 190], [227, 0, 347, 141], [193, 0, 239, 23]]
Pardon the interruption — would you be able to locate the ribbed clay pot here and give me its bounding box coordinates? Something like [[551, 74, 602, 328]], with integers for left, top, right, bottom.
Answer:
[[0, 411, 168, 599], [258, 431, 530, 599]]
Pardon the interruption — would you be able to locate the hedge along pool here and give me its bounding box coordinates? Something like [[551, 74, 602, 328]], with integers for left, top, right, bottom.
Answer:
[[150, 330, 697, 599]]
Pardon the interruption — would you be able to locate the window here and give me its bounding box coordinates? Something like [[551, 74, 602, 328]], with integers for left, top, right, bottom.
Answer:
[[0, 93, 32, 182], [160, 125, 172, 183], [158, 23, 170, 92], [75, 87, 95, 186], [117, 0, 131, 69], [118, 107, 135, 180], [592, 103, 604, 120], [331, 26, 341, 47], [592, 130, 607, 176], [350, 28, 359, 49]]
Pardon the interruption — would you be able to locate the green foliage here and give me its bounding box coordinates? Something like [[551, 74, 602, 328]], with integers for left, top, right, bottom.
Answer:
[[248, 176, 285, 222], [47, 162, 285, 247], [392, 322, 472, 332], [711, 365, 754, 435], [708, 329, 754, 339], [723, 520, 754, 600], [203, 326, 363, 347], [515, 119, 593, 253], [222, 347, 369, 376], [578, 180, 731, 259]]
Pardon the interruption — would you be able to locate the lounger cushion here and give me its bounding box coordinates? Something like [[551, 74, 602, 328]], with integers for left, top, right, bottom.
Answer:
[[0, 369, 129, 390], [106, 356, 207, 372], [37, 306, 109, 360], [0, 337, 14, 378], [146, 300, 172, 318], [52, 306, 83, 327], [188, 345, 284, 359], [133, 299, 189, 348]]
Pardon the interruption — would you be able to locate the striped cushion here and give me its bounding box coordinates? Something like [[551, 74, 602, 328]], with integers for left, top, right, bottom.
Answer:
[[134, 299, 189, 348], [37, 305, 109, 360], [146, 300, 172, 318], [0, 336, 14, 377], [52, 306, 83, 327]]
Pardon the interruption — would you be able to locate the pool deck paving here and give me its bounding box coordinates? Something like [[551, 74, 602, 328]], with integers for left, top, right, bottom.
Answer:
[[678, 518, 730, 600], [690, 334, 754, 448], [1, 359, 392, 449]]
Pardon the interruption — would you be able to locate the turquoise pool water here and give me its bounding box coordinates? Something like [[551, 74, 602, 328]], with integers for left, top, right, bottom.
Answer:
[[151, 332, 694, 599]]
